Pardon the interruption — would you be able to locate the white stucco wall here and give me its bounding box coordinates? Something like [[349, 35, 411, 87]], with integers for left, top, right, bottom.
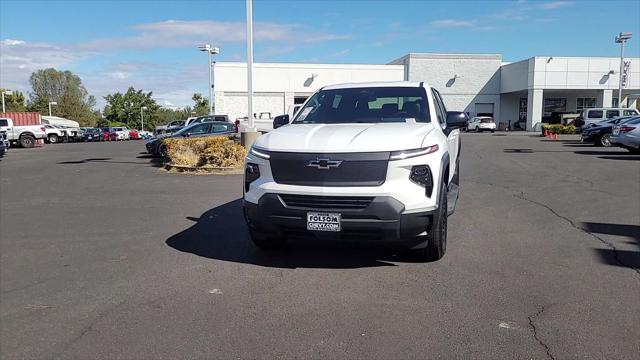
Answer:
[[214, 62, 404, 120], [530, 56, 640, 90], [391, 53, 503, 120]]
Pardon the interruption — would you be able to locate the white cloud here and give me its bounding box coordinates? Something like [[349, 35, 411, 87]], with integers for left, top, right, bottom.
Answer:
[[79, 20, 350, 50], [539, 1, 574, 9], [0, 39, 93, 93], [430, 19, 476, 28], [2, 39, 26, 46], [328, 49, 350, 57], [0, 19, 350, 108]]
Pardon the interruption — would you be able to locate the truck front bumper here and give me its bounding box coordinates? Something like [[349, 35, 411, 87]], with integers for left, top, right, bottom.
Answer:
[[243, 194, 436, 244]]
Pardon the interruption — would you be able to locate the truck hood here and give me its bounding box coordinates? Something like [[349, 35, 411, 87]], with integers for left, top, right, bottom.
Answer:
[[255, 123, 436, 153]]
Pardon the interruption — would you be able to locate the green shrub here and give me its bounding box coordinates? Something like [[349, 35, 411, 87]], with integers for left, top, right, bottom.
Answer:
[[164, 136, 247, 168], [542, 124, 578, 135]]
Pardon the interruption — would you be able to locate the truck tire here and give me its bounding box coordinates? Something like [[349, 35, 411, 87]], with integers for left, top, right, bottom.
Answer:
[[20, 134, 36, 148], [249, 229, 286, 250], [48, 134, 59, 144], [416, 178, 448, 261]]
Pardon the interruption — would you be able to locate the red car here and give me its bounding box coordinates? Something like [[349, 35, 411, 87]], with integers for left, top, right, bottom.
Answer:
[[129, 129, 140, 140]]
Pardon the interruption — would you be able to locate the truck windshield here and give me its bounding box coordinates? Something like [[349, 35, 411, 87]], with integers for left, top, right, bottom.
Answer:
[[292, 87, 430, 124]]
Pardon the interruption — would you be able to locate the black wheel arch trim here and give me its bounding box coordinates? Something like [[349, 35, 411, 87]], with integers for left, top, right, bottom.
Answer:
[[437, 151, 450, 207]]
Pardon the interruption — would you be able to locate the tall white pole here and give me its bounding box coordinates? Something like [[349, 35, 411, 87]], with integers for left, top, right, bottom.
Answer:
[[141, 107, 144, 131], [211, 60, 216, 114], [208, 51, 214, 115], [48, 102, 52, 116], [1, 92, 5, 113], [617, 40, 625, 107], [246, 0, 254, 129]]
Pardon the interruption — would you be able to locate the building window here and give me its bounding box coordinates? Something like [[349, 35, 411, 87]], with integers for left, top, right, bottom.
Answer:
[[576, 97, 596, 111], [612, 98, 619, 107], [543, 98, 567, 118]]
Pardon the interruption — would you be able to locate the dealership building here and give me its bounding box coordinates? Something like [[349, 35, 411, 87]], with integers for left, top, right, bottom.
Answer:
[[213, 53, 639, 131]]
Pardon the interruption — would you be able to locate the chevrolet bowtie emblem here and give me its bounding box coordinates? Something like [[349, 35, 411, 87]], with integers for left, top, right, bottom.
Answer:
[[306, 158, 343, 170]]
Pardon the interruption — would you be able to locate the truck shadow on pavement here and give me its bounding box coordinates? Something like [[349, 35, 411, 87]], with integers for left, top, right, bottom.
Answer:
[[582, 222, 640, 271], [165, 199, 425, 269], [58, 156, 164, 167]]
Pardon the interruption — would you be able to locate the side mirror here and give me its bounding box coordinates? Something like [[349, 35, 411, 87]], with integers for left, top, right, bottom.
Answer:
[[446, 111, 468, 129], [273, 114, 290, 129]]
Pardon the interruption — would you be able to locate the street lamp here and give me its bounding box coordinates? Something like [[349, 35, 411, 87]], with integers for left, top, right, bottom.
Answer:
[[198, 44, 220, 115], [141, 106, 148, 131], [615, 32, 632, 107], [1, 90, 13, 113], [48, 101, 58, 116]]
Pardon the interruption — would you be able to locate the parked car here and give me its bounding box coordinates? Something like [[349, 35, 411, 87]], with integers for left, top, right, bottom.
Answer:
[[184, 115, 229, 127], [138, 130, 153, 139], [129, 129, 140, 140], [0, 131, 8, 156], [243, 81, 463, 261], [466, 116, 496, 132], [580, 116, 637, 146], [611, 117, 640, 153], [578, 108, 639, 128], [100, 128, 112, 141], [155, 120, 185, 135], [0, 130, 9, 151], [112, 127, 130, 141], [145, 121, 236, 157], [0, 117, 47, 148], [237, 112, 274, 133], [82, 128, 103, 142], [43, 124, 67, 143]]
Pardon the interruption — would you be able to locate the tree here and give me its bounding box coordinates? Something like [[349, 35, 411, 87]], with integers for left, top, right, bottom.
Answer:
[[0, 89, 26, 112], [192, 93, 209, 116], [26, 68, 97, 126], [103, 87, 160, 130]]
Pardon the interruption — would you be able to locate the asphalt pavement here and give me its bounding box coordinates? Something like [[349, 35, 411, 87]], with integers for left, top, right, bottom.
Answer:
[[1, 135, 638, 359]]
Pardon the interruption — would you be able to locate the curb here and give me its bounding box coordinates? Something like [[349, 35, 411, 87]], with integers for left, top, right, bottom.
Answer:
[[164, 163, 244, 175]]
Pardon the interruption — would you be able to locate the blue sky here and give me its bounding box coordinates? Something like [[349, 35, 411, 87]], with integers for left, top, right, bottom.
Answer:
[[1, 0, 639, 109]]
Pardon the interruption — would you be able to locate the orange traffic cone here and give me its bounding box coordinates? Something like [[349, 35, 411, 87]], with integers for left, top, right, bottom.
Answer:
[[547, 131, 553, 139], [554, 133, 559, 140], [35, 139, 43, 147], [544, 130, 548, 137]]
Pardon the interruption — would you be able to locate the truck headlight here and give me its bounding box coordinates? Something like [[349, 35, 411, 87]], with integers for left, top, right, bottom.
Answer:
[[250, 146, 270, 159], [389, 145, 438, 160], [410, 165, 433, 197], [244, 163, 260, 192]]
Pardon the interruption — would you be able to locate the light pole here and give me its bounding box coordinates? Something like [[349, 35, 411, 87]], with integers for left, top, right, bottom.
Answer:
[[141, 106, 148, 131], [48, 101, 58, 116], [1, 90, 13, 113], [615, 32, 632, 107], [198, 44, 220, 115]]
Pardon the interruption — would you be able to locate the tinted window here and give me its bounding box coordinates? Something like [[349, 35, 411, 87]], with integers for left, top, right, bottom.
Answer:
[[588, 110, 603, 118], [293, 87, 430, 124], [606, 110, 620, 119], [623, 110, 638, 116], [0, 119, 8, 127], [187, 123, 211, 134], [212, 123, 233, 133]]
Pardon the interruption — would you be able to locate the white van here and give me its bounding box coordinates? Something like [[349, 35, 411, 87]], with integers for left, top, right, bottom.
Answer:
[[580, 108, 639, 127]]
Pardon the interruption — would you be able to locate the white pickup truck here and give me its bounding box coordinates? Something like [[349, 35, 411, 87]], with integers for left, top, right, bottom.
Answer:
[[0, 117, 47, 147], [243, 81, 465, 261]]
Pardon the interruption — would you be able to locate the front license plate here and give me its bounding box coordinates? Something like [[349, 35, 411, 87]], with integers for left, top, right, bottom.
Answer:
[[307, 212, 341, 232]]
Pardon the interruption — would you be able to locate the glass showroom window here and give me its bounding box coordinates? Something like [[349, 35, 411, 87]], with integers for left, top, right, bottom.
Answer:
[[577, 97, 596, 111]]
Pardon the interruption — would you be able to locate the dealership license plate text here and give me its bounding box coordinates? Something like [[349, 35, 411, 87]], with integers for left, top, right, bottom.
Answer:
[[307, 212, 341, 232]]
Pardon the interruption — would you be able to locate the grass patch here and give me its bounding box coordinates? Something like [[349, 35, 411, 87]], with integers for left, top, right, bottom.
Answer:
[[163, 136, 246, 168]]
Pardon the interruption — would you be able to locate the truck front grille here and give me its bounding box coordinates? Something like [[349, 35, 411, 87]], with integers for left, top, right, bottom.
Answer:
[[278, 194, 374, 210], [269, 151, 389, 187]]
